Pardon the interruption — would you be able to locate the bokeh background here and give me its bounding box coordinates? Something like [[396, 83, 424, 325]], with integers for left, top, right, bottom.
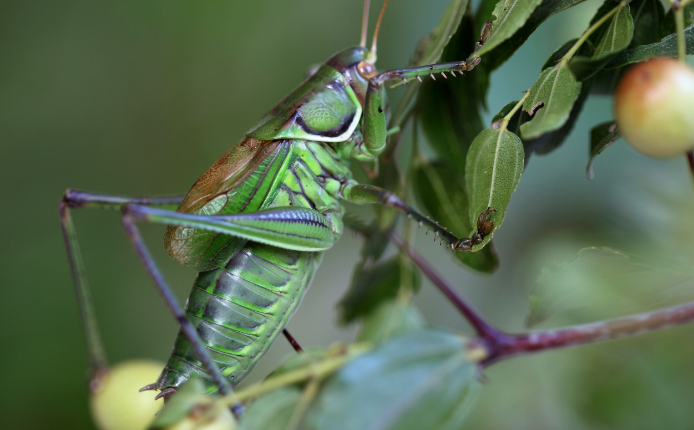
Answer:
[[2, 0, 693, 429]]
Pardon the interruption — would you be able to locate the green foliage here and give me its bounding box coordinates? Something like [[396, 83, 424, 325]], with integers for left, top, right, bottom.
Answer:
[[521, 64, 582, 138], [413, 160, 499, 271], [475, 0, 544, 57], [48, 0, 694, 428], [305, 330, 480, 430], [240, 388, 302, 430], [569, 1, 634, 81], [338, 257, 421, 324], [527, 247, 694, 327], [465, 128, 524, 249], [586, 121, 620, 180]]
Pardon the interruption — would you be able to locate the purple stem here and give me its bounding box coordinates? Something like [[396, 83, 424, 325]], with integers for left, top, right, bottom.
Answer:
[[390, 232, 694, 365]]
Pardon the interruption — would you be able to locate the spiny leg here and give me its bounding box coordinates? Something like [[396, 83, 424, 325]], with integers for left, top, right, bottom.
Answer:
[[62, 190, 238, 407], [120, 206, 235, 399], [359, 21, 493, 158], [341, 183, 495, 251], [59, 190, 186, 387], [125, 204, 338, 252]]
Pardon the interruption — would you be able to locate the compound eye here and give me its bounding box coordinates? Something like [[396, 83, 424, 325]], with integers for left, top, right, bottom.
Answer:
[[357, 61, 377, 79]]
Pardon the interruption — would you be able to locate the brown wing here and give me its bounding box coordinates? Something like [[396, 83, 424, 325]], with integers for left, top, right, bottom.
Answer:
[[164, 137, 287, 271]]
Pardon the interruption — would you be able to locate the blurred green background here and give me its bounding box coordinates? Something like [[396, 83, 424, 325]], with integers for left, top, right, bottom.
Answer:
[[2, 0, 693, 429]]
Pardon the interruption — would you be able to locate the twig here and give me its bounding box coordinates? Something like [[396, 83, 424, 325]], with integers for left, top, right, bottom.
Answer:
[[389, 232, 694, 365]]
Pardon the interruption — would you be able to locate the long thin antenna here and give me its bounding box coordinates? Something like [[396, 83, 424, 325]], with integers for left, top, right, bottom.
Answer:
[[370, 0, 390, 59], [360, 0, 370, 47]]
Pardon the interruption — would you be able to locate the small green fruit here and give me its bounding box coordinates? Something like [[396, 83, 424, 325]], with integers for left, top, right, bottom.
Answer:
[[614, 58, 694, 158], [89, 360, 164, 430]]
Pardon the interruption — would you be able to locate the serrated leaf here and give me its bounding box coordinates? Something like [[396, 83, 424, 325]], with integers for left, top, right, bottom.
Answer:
[[481, 0, 588, 71], [465, 128, 524, 250], [586, 122, 620, 180], [520, 64, 581, 139], [338, 257, 421, 324], [413, 0, 470, 66], [413, 160, 499, 272], [474, 0, 544, 57], [607, 23, 694, 68], [418, 10, 487, 168], [307, 329, 480, 430], [357, 301, 425, 344], [526, 247, 694, 327], [569, 3, 634, 81], [239, 387, 302, 430]]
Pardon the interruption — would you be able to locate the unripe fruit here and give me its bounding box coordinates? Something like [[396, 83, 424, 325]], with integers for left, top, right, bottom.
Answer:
[[614, 57, 694, 158], [89, 360, 164, 430]]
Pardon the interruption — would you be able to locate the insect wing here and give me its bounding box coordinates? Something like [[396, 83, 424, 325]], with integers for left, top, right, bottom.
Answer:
[[165, 138, 293, 271]]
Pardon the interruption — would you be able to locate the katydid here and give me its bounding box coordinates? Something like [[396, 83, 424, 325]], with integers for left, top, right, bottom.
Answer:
[[60, 0, 494, 401]]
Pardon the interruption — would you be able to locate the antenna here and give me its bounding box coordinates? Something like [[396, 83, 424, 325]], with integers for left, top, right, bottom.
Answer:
[[369, 0, 389, 61], [360, 0, 370, 47]]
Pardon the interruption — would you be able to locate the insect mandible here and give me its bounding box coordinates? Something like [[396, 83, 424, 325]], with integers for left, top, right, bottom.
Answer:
[[60, 0, 494, 401]]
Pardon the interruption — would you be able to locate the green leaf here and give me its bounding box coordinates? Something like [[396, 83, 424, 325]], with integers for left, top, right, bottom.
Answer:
[[413, 0, 470, 66], [474, 0, 544, 57], [660, 1, 694, 39], [520, 64, 581, 139], [418, 10, 487, 169], [413, 160, 499, 272], [589, 0, 663, 95], [607, 23, 694, 68], [338, 257, 421, 324], [307, 329, 480, 430], [480, 0, 588, 71], [630, 0, 664, 47], [465, 128, 524, 250], [569, 3, 634, 81], [357, 301, 425, 344], [586, 122, 620, 180], [526, 247, 694, 327], [524, 76, 592, 157], [239, 388, 302, 430]]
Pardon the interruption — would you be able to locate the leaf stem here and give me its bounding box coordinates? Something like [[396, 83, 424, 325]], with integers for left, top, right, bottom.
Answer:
[[560, 1, 627, 64], [500, 91, 532, 132], [221, 344, 370, 405], [674, 0, 687, 62], [390, 231, 694, 366]]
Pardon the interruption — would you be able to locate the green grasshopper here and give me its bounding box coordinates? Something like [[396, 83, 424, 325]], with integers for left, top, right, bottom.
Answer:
[[60, 0, 494, 400]]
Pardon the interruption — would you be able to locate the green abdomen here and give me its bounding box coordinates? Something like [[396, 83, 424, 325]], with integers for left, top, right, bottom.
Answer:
[[157, 241, 320, 391]]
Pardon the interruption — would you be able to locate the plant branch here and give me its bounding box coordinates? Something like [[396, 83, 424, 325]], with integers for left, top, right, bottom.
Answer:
[[561, 1, 627, 63], [389, 232, 511, 343], [485, 300, 694, 365], [390, 232, 694, 366], [222, 344, 370, 405]]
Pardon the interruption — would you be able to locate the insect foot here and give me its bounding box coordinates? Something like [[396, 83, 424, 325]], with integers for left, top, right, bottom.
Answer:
[[452, 207, 497, 251]]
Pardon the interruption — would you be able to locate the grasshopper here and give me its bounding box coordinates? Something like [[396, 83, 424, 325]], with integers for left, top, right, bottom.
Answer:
[[60, 0, 493, 400]]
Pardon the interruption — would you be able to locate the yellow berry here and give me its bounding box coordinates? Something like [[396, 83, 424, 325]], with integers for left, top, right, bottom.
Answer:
[[614, 58, 694, 158], [89, 360, 164, 430]]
